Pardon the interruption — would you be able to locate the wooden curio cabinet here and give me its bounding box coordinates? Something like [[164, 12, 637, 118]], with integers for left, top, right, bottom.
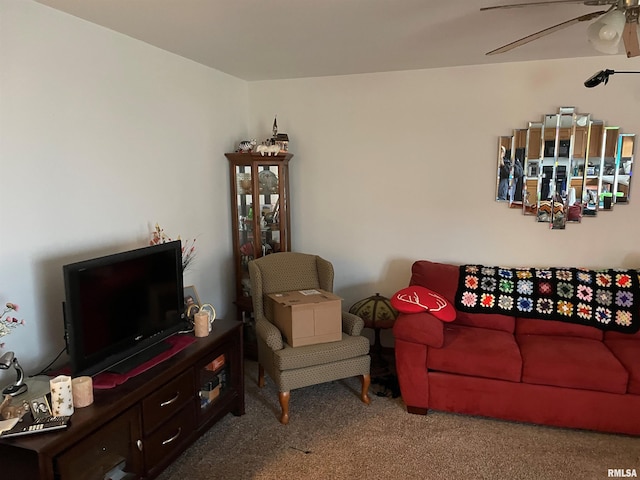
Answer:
[[225, 152, 293, 321]]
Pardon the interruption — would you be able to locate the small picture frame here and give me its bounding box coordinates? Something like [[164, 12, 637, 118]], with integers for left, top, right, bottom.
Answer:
[[184, 285, 201, 319], [30, 395, 52, 419]]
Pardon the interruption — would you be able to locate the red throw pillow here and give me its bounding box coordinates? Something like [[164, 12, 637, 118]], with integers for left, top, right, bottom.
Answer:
[[391, 286, 456, 322]]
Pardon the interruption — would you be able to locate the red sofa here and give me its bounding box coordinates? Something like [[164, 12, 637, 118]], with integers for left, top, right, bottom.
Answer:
[[393, 260, 640, 435]]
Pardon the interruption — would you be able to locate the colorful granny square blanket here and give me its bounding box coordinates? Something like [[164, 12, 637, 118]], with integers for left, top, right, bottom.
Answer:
[[455, 265, 640, 334]]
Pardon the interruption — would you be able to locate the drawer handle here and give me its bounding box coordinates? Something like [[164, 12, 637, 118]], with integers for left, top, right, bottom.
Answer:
[[136, 439, 143, 452], [160, 391, 180, 407], [162, 427, 182, 446]]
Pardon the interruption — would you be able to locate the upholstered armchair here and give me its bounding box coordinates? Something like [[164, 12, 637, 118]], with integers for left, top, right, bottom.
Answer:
[[248, 252, 371, 424]]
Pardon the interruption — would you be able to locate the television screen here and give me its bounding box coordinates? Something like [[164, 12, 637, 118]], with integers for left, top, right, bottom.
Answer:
[[63, 241, 186, 376]]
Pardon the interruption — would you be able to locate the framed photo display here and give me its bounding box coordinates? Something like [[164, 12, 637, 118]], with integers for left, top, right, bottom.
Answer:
[[30, 395, 52, 419], [184, 285, 201, 319]]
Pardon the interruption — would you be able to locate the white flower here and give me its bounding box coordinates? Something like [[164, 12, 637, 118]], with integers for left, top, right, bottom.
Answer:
[[0, 302, 25, 341]]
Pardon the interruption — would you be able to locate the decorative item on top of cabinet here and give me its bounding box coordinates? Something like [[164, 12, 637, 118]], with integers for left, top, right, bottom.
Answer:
[[494, 106, 635, 230], [225, 151, 293, 359], [275, 133, 289, 152], [270, 116, 289, 152], [237, 139, 257, 153], [256, 144, 281, 156]]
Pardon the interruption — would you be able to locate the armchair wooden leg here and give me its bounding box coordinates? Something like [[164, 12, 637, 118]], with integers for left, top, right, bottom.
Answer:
[[278, 391, 290, 425], [258, 363, 265, 388], [360, 374, 371, 405]]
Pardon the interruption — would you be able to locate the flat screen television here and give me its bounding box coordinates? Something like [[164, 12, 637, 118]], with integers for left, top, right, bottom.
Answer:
[[63, 240, 187, 377]]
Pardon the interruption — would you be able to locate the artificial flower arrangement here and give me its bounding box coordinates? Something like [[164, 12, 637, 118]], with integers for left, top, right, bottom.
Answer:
[[0, 302, 25, 348], [150, 223, 196, 271]]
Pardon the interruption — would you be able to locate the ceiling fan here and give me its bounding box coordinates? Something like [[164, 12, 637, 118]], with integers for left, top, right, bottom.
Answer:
[[481, 0, 640, 57]]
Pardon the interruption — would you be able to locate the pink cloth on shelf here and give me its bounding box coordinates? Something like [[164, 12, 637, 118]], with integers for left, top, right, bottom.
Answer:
[[92, 334, 196, 389], [52, 334, 196, 390]]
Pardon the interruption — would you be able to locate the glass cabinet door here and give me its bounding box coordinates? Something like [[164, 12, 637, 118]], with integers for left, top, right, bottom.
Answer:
[[255, 164, 285, 256], [234, 163, 255, 300]]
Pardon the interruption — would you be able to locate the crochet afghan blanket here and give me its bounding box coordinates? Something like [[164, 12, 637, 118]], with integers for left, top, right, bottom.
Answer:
[[455, 265, 640, 334]]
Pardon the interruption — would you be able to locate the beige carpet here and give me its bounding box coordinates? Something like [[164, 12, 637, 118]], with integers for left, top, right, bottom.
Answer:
[[157, 361, 639, 480]]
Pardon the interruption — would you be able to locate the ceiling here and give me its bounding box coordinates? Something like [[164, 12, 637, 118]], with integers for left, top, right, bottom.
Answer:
[[33, 0, 625, 81]]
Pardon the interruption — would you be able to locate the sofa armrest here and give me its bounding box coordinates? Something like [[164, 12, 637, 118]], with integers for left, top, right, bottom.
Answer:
[[256, 317, 284, 351], [341, 310, 365, 336], [392, 311, 444, 348]]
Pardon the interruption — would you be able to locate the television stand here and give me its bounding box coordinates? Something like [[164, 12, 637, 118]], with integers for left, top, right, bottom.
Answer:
[[0, 319, 244, 480], [108, 340, 172, 374]]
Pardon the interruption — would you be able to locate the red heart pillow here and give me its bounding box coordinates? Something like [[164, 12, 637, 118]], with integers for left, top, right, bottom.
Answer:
[[391, 286, 456, 322]]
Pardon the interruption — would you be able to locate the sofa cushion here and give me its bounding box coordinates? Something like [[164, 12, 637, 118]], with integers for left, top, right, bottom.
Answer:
[[411, 260, 459, 303], [517, 334, 628, 394], [411, 260, 514, 332], [456, 311, 515, 333], [604, 329, 640, 341], [428, 324, 522, 382], [516, 317, 603, 341], [605, 339, 640, 394]]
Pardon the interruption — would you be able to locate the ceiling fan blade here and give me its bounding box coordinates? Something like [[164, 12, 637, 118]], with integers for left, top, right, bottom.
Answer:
[[622, 21, 640, 57], [480, 1, 613, 11], [486, 10, 606, 55]]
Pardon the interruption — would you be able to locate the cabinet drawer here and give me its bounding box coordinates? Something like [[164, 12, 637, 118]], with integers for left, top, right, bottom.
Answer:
[[142, 370, 195, 432], [144, 404, 196, 471]]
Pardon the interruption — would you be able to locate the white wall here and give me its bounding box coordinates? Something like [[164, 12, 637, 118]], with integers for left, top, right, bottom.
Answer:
[[3, 0, 640, 381], [0, 0, 247, 382], [247, 57, 640, 310]]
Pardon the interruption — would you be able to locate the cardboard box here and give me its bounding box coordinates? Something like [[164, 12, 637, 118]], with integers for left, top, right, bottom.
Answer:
[[266, 289, 342, 347]]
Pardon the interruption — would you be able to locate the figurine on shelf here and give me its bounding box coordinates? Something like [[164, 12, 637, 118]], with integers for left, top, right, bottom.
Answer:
[[256, 144, 280, 156], [240, 242, 254, 256], [237, 139, 257, 153], [275, 133, 289, 152], [258, 169, 278, 193]]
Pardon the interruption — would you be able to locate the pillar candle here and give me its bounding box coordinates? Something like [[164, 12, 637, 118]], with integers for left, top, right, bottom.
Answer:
[[194, 311, 210, 337], [71, 376, 94, 408], [49, 375, 74, 416]]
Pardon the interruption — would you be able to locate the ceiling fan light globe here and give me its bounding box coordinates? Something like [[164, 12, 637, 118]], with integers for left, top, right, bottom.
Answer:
[[588, 26, 623, 54], [599, 25, 618, 41], [587, 10, 626, 55]]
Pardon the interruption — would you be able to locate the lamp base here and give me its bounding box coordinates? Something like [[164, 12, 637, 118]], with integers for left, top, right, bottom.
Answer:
[[2, 383, 27, 397]]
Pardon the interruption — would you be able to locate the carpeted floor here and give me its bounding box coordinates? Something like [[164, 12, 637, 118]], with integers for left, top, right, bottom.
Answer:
[[157, 359, 639, 480]]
